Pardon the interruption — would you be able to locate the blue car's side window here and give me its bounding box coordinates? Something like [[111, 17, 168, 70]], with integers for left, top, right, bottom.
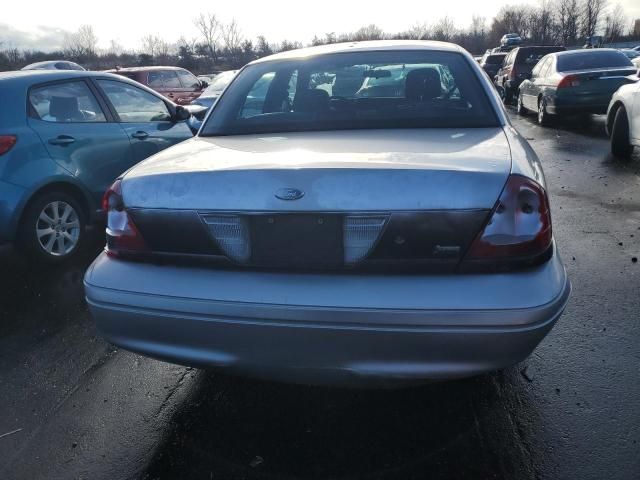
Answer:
[[97, 80, 172, 123], [29, 81, 106, 123]]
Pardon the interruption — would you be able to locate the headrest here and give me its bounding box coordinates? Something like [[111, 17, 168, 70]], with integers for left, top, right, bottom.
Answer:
[[49, 96, 80, 120], [293, 89, 330, 113], [405, 68, 442, 101]]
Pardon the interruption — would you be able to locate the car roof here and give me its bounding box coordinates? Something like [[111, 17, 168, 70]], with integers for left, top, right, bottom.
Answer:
[[0, 70, 160, 90], [250, 40, 465, 65], [104, 66, 187, 72], [553, 48, 621, 57]]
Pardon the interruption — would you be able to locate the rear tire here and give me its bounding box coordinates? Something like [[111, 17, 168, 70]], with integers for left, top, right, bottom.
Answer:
[[516, 92, 527, 115], [504, 86, 514, 105], [611, 106, 634, 159], [17, 191, 86, 264], [537, 98, 552, 126]]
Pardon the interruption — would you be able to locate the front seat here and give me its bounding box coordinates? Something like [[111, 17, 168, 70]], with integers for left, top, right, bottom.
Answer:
[[405, 68, 442, 102], [293, 89, 330, 113], [49, 96, 83, 122]]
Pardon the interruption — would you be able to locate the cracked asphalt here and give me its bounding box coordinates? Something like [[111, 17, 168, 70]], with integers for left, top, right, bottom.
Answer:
[[1, 108, 639, 480]]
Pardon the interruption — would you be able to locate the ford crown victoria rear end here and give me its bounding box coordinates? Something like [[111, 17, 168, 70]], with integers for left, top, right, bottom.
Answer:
[[84, 41, 570, 387]]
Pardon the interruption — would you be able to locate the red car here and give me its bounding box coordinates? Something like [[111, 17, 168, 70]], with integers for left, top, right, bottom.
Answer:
[[106, 66, 207, 105]]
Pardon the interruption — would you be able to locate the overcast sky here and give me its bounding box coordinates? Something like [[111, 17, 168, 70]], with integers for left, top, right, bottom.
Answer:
[[3, 0, 640, 51]]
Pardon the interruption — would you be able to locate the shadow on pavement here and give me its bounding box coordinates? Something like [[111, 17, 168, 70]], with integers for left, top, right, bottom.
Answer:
[[143, 367, 539, 480], [0, 228, 104, 337]]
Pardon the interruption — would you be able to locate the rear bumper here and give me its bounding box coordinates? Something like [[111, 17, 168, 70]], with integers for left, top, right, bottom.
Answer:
[[547, 95, 611, 115], [85, 248, 571, 387]]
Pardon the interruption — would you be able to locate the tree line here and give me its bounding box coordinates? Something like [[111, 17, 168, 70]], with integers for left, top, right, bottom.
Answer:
[[1, 0, 638, 73]]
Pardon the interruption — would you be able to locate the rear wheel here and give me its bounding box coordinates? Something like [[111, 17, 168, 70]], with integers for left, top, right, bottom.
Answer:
[[18, 191, 86, 263], [611, 106, 634, 159], [504, 86, 513, 104], [537, 98, 552, 126], [516, 92, 527, 115]]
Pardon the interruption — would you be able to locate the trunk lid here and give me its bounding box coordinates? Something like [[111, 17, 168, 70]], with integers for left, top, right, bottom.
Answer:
[[558, 67, 637, 95], [122, 128, 511, 212]]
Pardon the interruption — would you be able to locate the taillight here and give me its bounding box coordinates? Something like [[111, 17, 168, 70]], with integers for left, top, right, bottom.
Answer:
[[558, 74, 580, 89], [0, 135, 17, 155], [103, 179, 146, 257], [463, 175, 552, 265]]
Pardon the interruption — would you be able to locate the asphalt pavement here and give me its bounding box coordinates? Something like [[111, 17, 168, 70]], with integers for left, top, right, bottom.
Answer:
[[1, 109, 639, 480]]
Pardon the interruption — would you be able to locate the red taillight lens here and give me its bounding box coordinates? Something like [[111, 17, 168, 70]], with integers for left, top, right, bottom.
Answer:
[[558, 74, 580, 89], [464, 175, 552, 261], [103, 179, 146, 256], [0, 135, 17, 156]]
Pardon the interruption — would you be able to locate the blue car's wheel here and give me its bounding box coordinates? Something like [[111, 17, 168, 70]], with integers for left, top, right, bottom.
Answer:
[[19, 191, 85, 263]]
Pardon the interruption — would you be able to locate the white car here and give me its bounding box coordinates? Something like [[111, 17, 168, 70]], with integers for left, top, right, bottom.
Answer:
[[607, 80, 640, 159]]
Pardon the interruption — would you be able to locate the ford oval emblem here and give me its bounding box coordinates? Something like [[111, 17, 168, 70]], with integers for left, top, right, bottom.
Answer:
[[275, 187, 305, 201]]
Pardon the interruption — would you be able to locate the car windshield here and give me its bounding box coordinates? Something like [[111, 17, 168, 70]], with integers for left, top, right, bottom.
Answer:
[[201, 50, 498, 136], [202, 71, 237, 96], [557, 51, 633, 71], [622, 50, 640, 59]]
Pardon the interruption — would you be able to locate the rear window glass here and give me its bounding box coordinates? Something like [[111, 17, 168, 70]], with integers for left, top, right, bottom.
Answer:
[[557, 51, 633, 71], [29, 81, 106, 123], [201, 50, 498, 136], [516, 48, 564, 65], [485, 55, 506, 64]]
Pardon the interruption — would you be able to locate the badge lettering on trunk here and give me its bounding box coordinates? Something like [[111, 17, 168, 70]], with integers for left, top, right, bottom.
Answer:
[[275, 188, 305, 201]]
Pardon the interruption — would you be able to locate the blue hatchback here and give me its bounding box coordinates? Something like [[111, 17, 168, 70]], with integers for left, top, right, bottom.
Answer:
[[0, 70, 194, 262]]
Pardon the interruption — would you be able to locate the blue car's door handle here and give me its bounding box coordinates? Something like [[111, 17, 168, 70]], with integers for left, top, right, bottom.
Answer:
[[48, 135, 75, 146], [131, 131, 149, 140]]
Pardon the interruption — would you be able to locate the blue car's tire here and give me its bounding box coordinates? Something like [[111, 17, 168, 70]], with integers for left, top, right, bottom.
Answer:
[[18, 191, 86, 263]]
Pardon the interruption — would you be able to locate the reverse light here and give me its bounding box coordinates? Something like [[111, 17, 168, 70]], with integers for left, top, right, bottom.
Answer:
[[0, 135, 17, 155], [103, 179, 146, 256], [558, 75, 581, 89], [464, 175, 552, 263], [202, 215, 251, 262], [343, 216, 387, 264]]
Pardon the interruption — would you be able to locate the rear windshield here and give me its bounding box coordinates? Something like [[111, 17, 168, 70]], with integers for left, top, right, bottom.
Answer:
[[485, 55, 506, 64], [200, 50, 498, 136], [557, 51, 633, 71], [515, 48, 565, 65]]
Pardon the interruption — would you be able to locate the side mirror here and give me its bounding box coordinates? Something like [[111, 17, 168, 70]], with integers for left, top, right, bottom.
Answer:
[[173, 105, 191, 122], [200, 80, 209, 89]]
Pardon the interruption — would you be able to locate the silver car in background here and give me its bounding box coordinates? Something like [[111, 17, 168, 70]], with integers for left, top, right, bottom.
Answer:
[[85, 41, 570, 387]]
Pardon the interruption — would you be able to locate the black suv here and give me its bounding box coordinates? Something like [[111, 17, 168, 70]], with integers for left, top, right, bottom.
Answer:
[[495, 46, 566, 103]]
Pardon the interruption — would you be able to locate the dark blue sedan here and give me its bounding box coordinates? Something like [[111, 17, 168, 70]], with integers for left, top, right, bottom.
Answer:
[[0, 70, 194, 262]]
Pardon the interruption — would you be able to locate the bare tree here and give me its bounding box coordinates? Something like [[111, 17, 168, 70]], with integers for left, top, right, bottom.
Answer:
[[221, 19, 243, 52], [556, 0, 579, 45], [603, 3, 626, 42], [64, 25, 98, 59], [141, 35, 170, 60], [529, 0, 556, 44], [108, 39, 124, 55], [402, 22, 430, 40], [351, 24, 385, 41], [194, 13, 221, 61], [470, 15, 487, 39], [432, 17, 456, 41], [581, 0, 607, 38]]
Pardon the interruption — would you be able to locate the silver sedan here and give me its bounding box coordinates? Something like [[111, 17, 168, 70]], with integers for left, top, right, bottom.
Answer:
[[85, 40, 570, 387]]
